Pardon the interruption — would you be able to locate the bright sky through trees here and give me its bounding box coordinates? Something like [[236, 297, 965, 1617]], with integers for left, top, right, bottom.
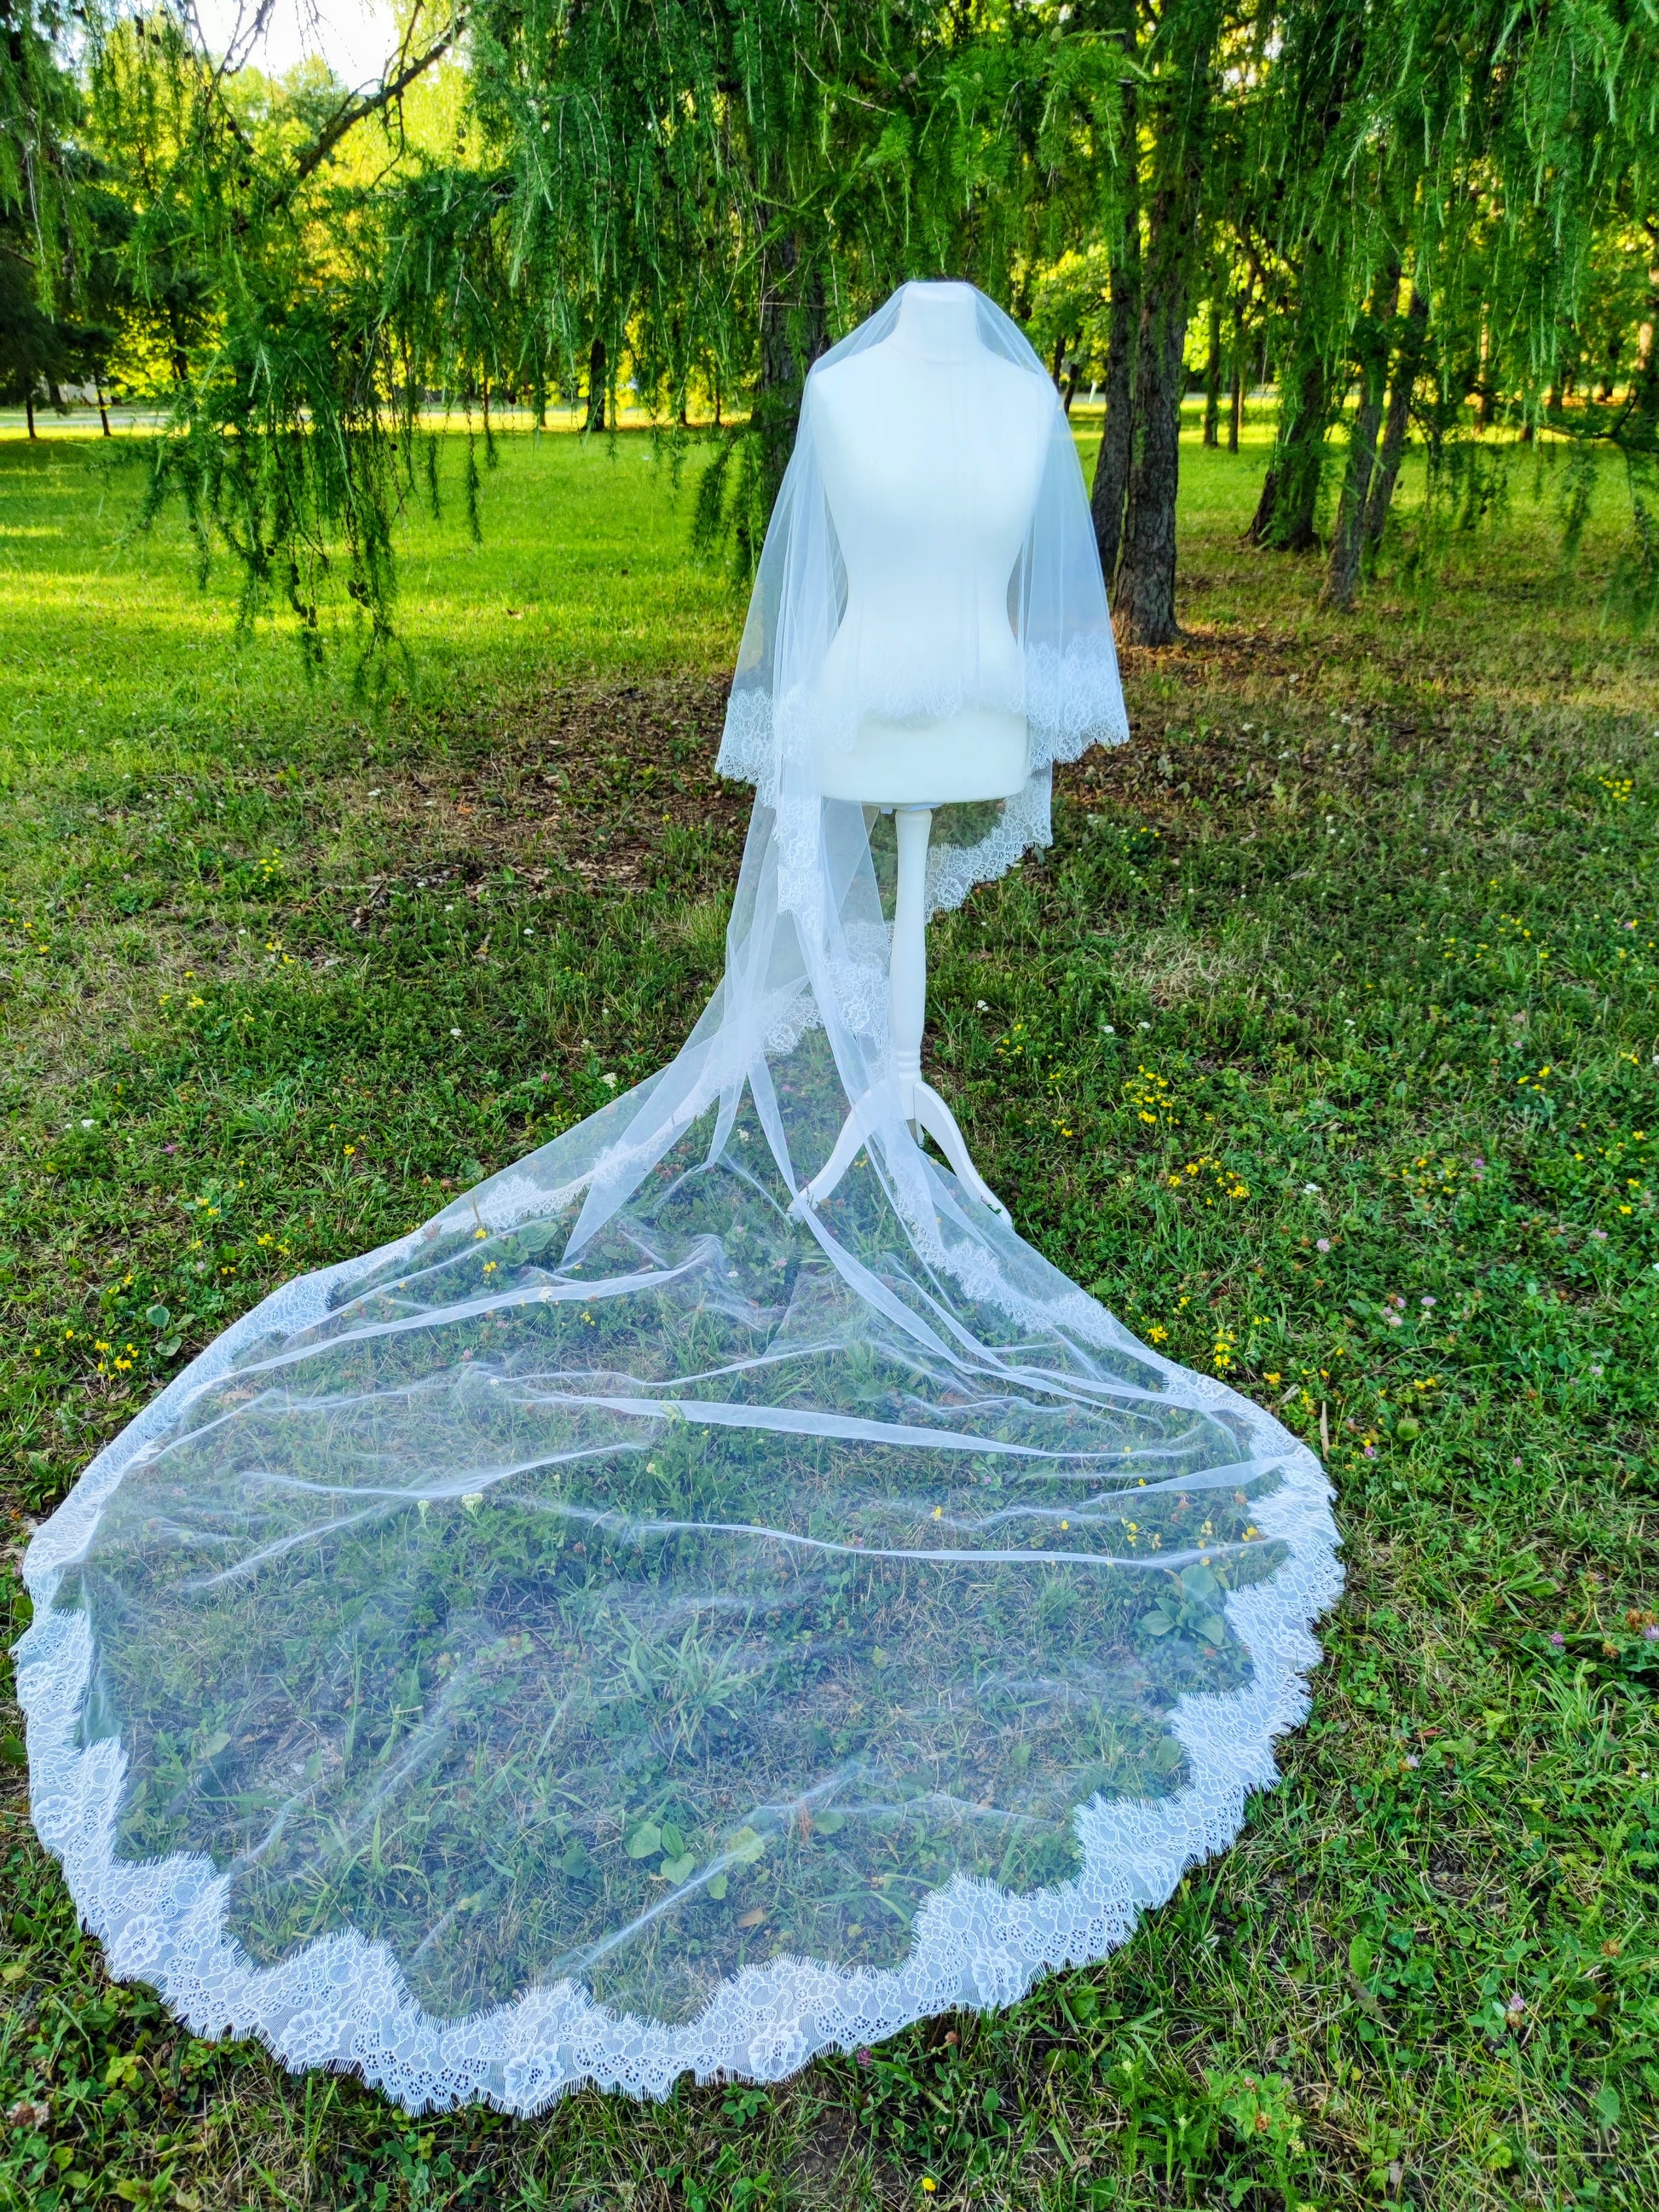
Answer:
[[190, 0, 403, 89]]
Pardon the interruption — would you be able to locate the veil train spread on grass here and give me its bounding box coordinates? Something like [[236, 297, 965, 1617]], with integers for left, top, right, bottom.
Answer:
[[17, 285, 1340, 2114]]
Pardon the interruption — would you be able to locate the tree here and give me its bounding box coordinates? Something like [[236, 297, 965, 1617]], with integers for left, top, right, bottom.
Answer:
[[0, 242, 70, 431], [1227, 0, 1659, 609], [51, 0, 1133, 643], [1, 0, 92, 431], [1323, 259, 1400, 609], [1111, 0, 1226, 646], [1087, 0, 1140, 593]]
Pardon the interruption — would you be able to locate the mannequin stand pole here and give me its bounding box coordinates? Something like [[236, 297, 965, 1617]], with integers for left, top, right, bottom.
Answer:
[[795, 806, 1011, 1222]]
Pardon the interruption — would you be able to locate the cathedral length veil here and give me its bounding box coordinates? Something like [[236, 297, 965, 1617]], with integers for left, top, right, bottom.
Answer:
[[17, 284, 1340, 2113]]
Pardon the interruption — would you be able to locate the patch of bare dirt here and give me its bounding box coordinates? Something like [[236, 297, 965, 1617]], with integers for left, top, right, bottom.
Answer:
[[400, 673, 750, 887]]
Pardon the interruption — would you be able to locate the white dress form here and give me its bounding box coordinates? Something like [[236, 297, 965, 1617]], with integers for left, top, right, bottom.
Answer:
[[797, 282, 1052, 1221]]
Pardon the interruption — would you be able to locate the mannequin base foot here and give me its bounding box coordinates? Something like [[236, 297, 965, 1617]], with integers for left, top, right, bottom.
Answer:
[[910, 1080, 1010, 1220], [794, 1084, 1009, 1224]]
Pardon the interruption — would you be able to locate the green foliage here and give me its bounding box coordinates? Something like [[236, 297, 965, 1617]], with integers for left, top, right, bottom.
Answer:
[[1205, 0, 1659, 588], [18, 0, 1130, 619], [0, 0, 134, 420], [0, 0, 82, 311], [1023, 244, 1113, 390], [9, 0, 1657, 628]]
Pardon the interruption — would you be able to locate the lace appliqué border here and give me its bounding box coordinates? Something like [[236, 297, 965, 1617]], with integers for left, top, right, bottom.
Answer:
[[18, 1317, 1339, 2115]]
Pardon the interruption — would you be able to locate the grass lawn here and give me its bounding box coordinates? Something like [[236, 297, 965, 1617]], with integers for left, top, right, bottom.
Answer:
[[3, 408, 1657, 2209]]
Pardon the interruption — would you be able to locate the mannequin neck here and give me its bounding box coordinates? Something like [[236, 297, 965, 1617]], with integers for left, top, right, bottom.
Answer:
[[890, 282, 980, 364]]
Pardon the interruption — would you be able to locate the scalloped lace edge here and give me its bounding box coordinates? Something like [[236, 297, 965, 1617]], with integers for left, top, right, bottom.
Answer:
[[17, 1381, 1340, 2115]]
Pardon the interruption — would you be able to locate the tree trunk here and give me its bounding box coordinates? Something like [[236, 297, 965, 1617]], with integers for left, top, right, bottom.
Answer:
[[1248, 345, 1325, 551], [1637, 274, 1657, 383], [585, 338, 606, 431], [1248, 237, 1337, 553], [755, 235, 827, 527], [1116, 188, 1194, 646], [1113, 0, 1223, 646], [1628, 270, 1659, 440], [1088, 0, 1137, 587], [1361, 283, 1429, 555], [1090, 222, 1140, 587], [1247, 465, 1275, 543], [1598, 332, 1621, 401], [95, 379, 112, 437], [1203, 300, 1222, 447], [26, 388, 38, 439], [1325, 264, 1401, 610]]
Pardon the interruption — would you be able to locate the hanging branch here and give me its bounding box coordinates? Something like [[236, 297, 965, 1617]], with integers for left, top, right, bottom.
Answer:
[[272, 10, 468, 211]]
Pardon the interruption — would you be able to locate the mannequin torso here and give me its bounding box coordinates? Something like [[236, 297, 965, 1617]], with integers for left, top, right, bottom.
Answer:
[[811, 283, 1051, 805]]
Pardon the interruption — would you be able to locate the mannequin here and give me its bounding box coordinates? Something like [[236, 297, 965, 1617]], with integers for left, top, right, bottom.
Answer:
[[811, 281, 1051, 806], [799, 282, 1052, 1219]]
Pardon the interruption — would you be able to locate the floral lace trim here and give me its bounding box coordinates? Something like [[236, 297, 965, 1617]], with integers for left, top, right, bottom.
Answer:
[[922, 772, 1051, 918], [18, 1393, 1338, 2115], [715, 687, 777, 794], [717, 637, 1129, 808], [1023, 636, 1130, 767], [721, 643, 1127, 927]]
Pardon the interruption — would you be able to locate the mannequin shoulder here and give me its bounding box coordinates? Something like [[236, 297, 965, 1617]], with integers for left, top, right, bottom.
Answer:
[[977, 353, 1059, 425], [807, 354, 896, 475], [812, 345, 1054, 423], [809, 352, 876, 419]]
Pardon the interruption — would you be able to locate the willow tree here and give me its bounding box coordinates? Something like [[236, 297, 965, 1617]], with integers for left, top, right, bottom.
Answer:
[[1080, 0, 1234, 646], [0, 0, 126, 431], [36, 0, 1123, 649], [1078, 0, 1659, 629], [1233, 0, 1659, 611], [71, 5, 471, 649], [460, 0, 1125, 561], [16, 0, 1654, 647], [2, 0, 76, 282]]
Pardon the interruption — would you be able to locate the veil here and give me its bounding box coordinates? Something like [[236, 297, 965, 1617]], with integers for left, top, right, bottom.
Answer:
[[717, 281, 1129, 923], [16, 283, 1340, 2113]]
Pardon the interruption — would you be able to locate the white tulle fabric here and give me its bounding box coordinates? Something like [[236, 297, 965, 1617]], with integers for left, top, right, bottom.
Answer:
[[17, 283, 1340, 2115], [717, 283, 1128, 917]]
